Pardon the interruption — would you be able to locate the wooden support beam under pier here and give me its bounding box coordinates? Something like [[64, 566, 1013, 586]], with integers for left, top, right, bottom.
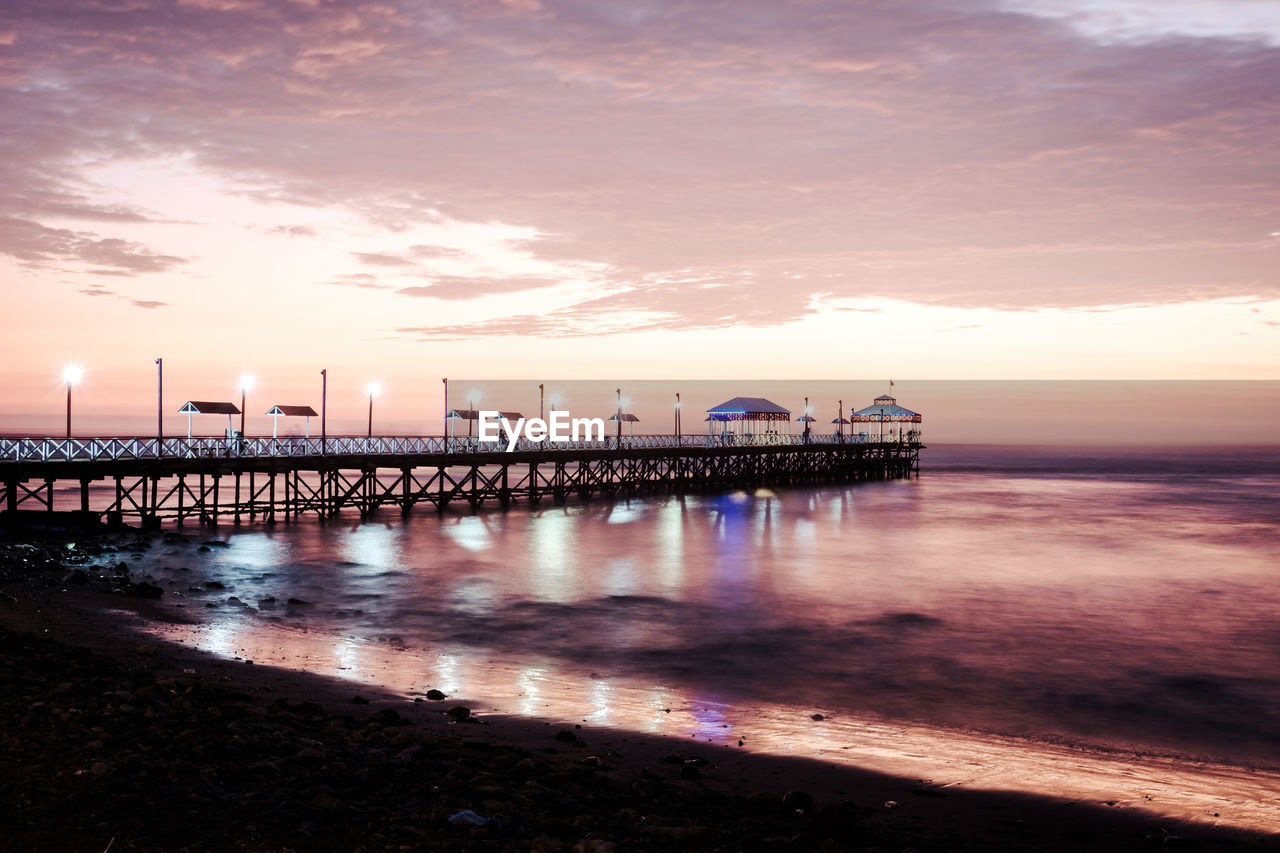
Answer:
[[0, 440, 923, 528]]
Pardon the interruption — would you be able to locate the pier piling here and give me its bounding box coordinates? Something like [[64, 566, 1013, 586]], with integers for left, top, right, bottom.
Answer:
[[0, 435, 922, 528]]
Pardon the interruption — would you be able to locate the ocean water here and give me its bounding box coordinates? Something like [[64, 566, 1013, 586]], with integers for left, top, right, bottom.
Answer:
[[119, 445, 1280, 786]]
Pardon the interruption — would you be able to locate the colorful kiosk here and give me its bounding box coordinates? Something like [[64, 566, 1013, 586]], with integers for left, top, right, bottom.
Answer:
[[705, 397, 791, 444], [850, 392, 922, 442]]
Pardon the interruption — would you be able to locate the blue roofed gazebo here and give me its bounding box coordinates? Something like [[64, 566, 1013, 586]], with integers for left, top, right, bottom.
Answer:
[[850, 393, 922, 441], [705, 397, 790, 441]]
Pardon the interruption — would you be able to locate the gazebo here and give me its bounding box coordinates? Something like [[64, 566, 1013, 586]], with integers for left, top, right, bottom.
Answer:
[[178, 401, 241, 439], [265, 404, 318, 438], [447, 409, 523, 438], [608, 411, 640, 437], [705, 397, 790, 441], [850, 393, 922, 442]]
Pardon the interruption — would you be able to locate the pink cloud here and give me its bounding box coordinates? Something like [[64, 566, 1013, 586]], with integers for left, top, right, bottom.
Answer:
[[397, 275, 559, 300], [0, 216, 185, 274], [2, 0, 1278, 333]]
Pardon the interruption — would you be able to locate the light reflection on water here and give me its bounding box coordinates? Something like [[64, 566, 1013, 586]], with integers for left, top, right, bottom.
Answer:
[[131, 446, 1280, 826]]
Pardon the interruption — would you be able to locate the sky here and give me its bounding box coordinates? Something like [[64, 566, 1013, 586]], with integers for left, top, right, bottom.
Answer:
[[1, 0, 1278, 436]]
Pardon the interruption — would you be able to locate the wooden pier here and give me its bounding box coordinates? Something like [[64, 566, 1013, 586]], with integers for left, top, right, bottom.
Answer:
[[0, 434, 923, 528]]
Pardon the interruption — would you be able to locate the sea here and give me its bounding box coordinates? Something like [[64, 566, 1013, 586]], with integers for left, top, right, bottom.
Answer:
[[107, 444, 1280, 826]]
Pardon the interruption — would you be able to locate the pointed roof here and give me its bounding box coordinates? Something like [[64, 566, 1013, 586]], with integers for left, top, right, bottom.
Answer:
[[706, 397, 790, 421], [447, 409, 523, 421], [850, 394, 922, 423], [608, 412, 640, 422], [178, 401, 240, 415], [266, 405, 318, 417]]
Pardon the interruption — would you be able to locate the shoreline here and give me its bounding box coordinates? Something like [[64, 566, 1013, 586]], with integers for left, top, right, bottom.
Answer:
[[141, 609, 1280, 835], [3, 529, 1278, 850]]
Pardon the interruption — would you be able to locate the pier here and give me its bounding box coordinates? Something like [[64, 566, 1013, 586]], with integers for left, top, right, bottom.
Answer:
[[0, 433, 923, 528]]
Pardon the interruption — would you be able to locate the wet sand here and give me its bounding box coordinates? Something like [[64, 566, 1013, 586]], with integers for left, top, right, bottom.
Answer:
[[3, 530, 1278, 851]]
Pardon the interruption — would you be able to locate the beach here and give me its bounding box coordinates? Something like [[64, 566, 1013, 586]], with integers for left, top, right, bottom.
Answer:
[[5, 0, 1276, 841], [3, 527, 1278, 852]]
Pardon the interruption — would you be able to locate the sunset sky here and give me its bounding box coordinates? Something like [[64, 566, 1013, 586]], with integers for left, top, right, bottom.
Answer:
[[2, 0, 1278, 434]]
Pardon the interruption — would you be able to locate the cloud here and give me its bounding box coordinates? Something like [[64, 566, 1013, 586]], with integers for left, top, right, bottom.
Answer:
[[325, 273, 393, 290], [0, 216, 185, 275], [3, 0, 1280, 336], [396, 275, 559, 300], [74, 283, 167, 309], [351, 251, 418, 267], [997, 0, 1280, 46], [409, 244, 468, 259], [266, 224, 318, 238], [393, 271, 800, 338]]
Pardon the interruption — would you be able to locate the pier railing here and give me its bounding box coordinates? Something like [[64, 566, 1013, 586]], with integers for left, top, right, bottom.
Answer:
[[0, 431, 922, 463]]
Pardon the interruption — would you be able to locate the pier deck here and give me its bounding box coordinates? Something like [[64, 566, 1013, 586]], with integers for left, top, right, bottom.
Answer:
[[1, 434, 923, 527]]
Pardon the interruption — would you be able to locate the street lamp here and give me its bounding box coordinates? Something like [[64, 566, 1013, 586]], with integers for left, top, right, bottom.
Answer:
[[63, 365, 83, 438], [367, 382, 382, 438], [539, 383, 544, 422], [320, 369, 328, 453], [156, 358, 163, 455], [466, 389, 481, 437], [674, 392, 681, 443], [238, 374, 255, 437], [615, 387, 622, 448]]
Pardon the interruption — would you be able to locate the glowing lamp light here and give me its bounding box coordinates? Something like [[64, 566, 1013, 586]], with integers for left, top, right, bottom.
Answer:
[[62, 364, 83, 438], [366, 382, 382, 438], [238, 373, 255, 436]]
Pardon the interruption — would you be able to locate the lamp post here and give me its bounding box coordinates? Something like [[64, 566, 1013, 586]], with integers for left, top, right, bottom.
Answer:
[[548, 391, 562, 438], [367, 382, 381, 438], [615, 387, 622, 449], [63, 365, 82, 438], [539, 383, 544, 422], [320, 369, 327, 454], [674, 392, 681, 444], [155, 358, 163, 456], [443, 377, 448, 453], [239, 374, 254, 437]]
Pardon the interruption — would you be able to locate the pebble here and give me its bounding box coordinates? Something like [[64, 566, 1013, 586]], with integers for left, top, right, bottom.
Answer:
[[0, 531, 1227, 853]]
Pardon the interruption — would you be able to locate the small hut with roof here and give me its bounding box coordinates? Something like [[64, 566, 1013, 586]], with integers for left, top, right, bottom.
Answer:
[[705, 397, 790, 442], [178, 401, 241, 439], [265, 404, 318, 438], [850, 391, 922, 442], [447, 409, 523, 438]]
